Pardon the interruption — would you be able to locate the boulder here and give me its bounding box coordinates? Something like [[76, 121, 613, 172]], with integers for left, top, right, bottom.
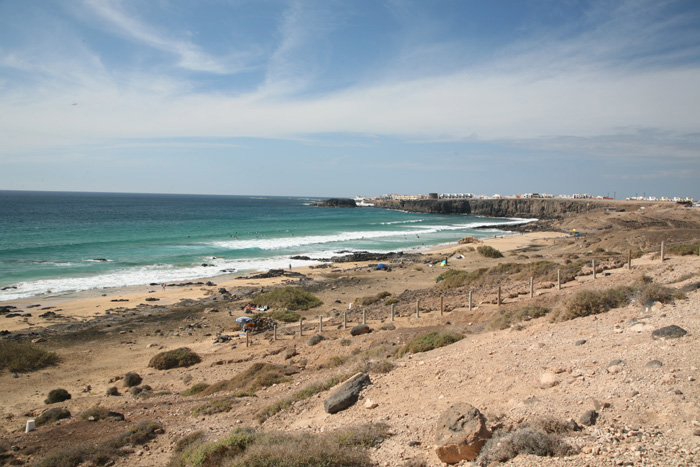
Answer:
[[580, 410, 599, 426], [651, 325, 687, 340], [323, 372, 371, 414], [434, 403, 491, 464], [350, 324, 371, 336], [539, 372, 560, 389]]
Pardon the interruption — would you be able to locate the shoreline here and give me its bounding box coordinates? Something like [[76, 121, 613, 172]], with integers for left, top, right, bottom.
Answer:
[[0, 231, 564, 335]]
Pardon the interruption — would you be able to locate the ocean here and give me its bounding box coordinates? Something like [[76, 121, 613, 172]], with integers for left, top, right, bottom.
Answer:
[[0, 191, 531, 301]]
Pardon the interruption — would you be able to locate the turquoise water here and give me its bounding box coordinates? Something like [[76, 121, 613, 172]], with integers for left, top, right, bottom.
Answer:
[[0, 191, 531, 301]]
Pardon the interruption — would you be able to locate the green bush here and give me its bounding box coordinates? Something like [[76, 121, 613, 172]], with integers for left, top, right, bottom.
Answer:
[[669, 242, 700, 256], [384, 297, 399, 306], [267, 310, 301, 322], [170, 424, 385, 467], [79, 406, 108, 421], [398, 332, 464, 357], [182, 383, 210, 397], [123, 372, 142, 387], [148, 347, 201, 370], [477, 245, 503, 258], [45, 388, 71, 404], [0, 341, 59, 373], [560, 288, 631, 320], [252, 287, 322, 311]]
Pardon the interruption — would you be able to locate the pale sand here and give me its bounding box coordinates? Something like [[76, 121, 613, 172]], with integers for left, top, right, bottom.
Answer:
[[1, 232, 565, 333]]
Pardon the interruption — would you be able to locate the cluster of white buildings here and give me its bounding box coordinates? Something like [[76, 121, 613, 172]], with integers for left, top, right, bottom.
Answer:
[[374, 193, 695, 202]]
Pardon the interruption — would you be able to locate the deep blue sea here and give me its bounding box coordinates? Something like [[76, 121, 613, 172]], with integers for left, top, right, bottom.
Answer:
[[0, 191, 531, 301]]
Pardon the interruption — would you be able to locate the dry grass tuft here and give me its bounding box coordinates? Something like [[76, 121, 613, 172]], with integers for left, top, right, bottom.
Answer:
[[148, 347, 201, 370], [200, 362, 299, 397], [0, 341, 59, 373], [477, 427, 576, 466]]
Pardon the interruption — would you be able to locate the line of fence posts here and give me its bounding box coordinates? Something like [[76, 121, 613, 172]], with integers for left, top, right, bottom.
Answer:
[[287, 241, 674, 341]]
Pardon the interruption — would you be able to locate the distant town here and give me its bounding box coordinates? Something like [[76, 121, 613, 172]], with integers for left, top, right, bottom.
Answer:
[[353, 192, 697, 206]]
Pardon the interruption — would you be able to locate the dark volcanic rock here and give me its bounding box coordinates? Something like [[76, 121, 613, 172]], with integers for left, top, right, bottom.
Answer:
[[580, 410, 599, 426], [350, 324, 371, 336], [323, 372, 371, 414], [652, 325, 688, 340], [313, 198, 357, 208]]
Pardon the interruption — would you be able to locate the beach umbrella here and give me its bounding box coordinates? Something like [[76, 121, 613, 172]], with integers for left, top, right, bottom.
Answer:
[[235, 316, 253, 324]]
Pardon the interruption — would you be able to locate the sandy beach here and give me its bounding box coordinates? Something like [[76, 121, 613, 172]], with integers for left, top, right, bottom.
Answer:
[[1, 204, 700, 466]]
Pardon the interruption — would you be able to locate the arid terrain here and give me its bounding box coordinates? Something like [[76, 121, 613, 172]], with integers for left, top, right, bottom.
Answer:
[[1, 201, 699, 466]]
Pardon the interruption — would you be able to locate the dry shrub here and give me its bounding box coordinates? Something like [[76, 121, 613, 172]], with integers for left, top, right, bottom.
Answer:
[[489, 306, 550, 330], [36, 407, 71, 426], [148, 347, 201, 370], [0, 341, 59, 373], [123, 372, 142, 387], [437, 268, 486, 290], [669, 242, 700, 256], [44, 388, 71, 404], [355, 291, 391, 306], [174, 431, 205, 453], [200, 362, 298, 396], [79, 406, 108, 421], [354, 359, 395, 374], [477, 427, 576, 466], [307, 334, 325, 346]]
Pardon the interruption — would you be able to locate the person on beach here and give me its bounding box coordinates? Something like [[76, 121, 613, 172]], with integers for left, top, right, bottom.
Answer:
[[162, 283, 166, 290]]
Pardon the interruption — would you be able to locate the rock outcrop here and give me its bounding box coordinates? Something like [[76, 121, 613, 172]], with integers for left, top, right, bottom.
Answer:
[[323, 372, 371, 414], [313, 198, 357, 208], [434, 403, 491, 464]]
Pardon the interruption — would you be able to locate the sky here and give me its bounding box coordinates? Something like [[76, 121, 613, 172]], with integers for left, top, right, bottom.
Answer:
[[1, 0, 699, 199]]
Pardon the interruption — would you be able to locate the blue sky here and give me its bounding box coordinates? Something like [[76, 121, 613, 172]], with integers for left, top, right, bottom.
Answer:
[[1, 0, 699, 198]]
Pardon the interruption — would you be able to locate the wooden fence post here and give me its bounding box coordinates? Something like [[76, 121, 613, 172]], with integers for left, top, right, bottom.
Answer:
[[343, 311, 347, 329], [468, 290, 472, 311], [362, 309, 366, 325], [440, 296, 444, 316], [628, 250, 632, 269], [530, 277, 534, 298], [416, 300, 420, 318], [592, 259, 596, 279], [246, 332, 250, 347], [390, 304, 395, 321], [273, 325, 277, 341], [497, 286, 501, 306], [661, 241, 665, 261], [557, 269, 561, 290], [299, 319, 303, 337], [319, 315, 323, 332]]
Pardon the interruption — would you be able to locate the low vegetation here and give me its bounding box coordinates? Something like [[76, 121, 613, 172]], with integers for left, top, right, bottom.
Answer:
[[181, 382, 210, 397], [0, 341, 59, 373], [669, 242, 700, 256], [555, 281, 682, 321], [477, 427, 576, 466], [255, 309, 301, 322], [169, 424, 389, 467], [489, 306, 551, 330], [199, 362, 299, 397], [398, 331, 464, 357], [148, 347, 201, 370], [477, 245, 504, 258], [257, 373, 350, 423], [192, 393, 255, 417], [37, 421, 164, 467], [79, 406, 109, 421], [36, 408, 71, 426], [251, 287, 322, 311], [45, 388, 71, 404]]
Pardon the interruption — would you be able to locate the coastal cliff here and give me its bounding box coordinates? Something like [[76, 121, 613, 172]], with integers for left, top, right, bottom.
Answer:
[[373, 198, 648, 219]]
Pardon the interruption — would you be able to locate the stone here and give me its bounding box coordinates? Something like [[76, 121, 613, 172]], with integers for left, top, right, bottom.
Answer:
[[580, 410, 599, 426], [350, 324, 371, 336], [539, 372, 560, 389], [575, 339, 587, 346], [364, 399, 378, 409], [607, 365, 623, 375], [323, 372, 371, 414], [646, 360, 663, 369], [651, 325, 687, 340], [434, 403, 491, 464]]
